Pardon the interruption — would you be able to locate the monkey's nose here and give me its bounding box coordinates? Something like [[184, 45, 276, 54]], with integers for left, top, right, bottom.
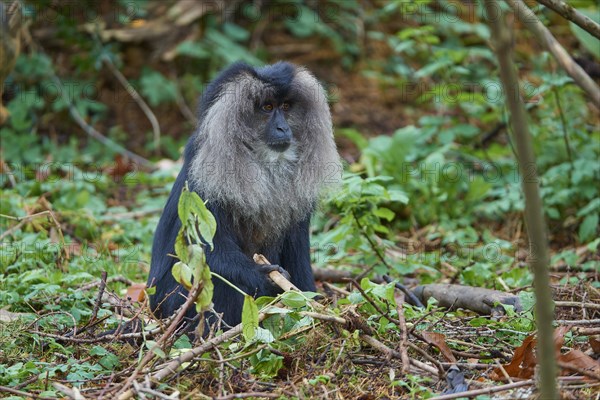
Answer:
[[268, 125, 291, 152]]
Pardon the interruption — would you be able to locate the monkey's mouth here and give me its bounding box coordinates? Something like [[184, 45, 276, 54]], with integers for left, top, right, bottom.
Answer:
[[243, 140, 291, 153], [267, 140, 291, 153]]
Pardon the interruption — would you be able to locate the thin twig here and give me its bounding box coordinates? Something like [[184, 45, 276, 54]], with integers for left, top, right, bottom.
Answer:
[[171, 70, 197, 124], [215, 393, 281, 400], [91, 271, 108, 321], [504, 0, 600, 108], [0, 211, 63, 241], [360, 334, 439, 376], [394, 291, 410, 374], [556, 318, 600, 326], [0, 159, 17, 187], [351, 210, 390, 280], [0, 385, 55, 400], [50, 74, 154, 169], [99, 208, 163, 221], [554, 301, 600, 310], [101, 55, 161, 153]]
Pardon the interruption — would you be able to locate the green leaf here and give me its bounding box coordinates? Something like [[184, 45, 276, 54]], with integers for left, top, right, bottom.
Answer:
[[577, 198, 600, 217], [466, 177, 492, 202], [188, 244, 205, 272], [175, 41, 210, 59], [178, 188, 193, 227], [280, 291, 308, 308], [174, 229, 188, 263], [579, 213, 598, 243], [145, 341, 166, 358], [387, 189, 409, 204], [89, 346, 109, 356], [254, 327, 275, 343], [223, 22, 250, 42], [189, 191, 217, 249], [373, 207, 395, 222], [139, 69, 178, 106], [250, 350, 283, 378], [172, 261, 193, 289], [261, 306, 293, 315], [242, 295, 259, 341], [338, 128, 369, 150]]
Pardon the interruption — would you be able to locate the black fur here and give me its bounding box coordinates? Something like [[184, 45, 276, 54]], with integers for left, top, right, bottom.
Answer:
[[148, 62, 318, 330]]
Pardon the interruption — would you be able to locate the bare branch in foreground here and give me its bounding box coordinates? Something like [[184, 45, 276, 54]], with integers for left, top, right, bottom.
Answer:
[[485, 1, 558, 398], [535, 0, 600, 40], [504, 0, 600, 108]]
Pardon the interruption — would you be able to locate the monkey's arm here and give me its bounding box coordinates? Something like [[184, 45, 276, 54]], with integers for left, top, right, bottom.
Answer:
[[205, 205, 286, 297]]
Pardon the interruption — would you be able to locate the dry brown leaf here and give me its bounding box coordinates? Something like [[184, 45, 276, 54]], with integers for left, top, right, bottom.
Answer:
[[558, 349, 600, 378], [421, 331, 457, 363], [554, 325, 571, 352], [126, 283, 146, 302], [491, 333, 537, 380]]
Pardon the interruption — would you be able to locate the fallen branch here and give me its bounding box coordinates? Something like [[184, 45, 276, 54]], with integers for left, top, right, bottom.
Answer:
[[412, 284, 522, 315], [394, 291, 411, 374]]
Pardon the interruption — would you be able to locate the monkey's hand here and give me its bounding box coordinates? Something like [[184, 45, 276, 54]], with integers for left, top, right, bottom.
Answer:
[[255, 263, 291, 285]]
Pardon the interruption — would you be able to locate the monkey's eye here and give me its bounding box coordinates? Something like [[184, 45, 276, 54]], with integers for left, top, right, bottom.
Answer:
[[281, 102, 291, 111], [261, 103, 274, 112]]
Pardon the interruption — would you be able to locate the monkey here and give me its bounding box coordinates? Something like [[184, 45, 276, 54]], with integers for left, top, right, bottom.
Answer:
[[147, 61, 341, 330]]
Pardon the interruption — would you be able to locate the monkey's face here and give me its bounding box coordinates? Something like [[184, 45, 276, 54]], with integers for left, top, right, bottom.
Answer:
[[244, 91, 304, 163], [259, 100, 292, 153]]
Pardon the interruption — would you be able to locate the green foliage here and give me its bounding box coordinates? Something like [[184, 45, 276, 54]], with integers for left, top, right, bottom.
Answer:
[[392, 374, 434, 399], [0, 0, 598, 396], [171, 186, 216, 328], [175, 23, 260, 68], [314, 173, 407, 272], [177, 186, 217, 251], [139, 69, 179, 107], [249, 349, 284, 378], [242, 294, 260, 341]]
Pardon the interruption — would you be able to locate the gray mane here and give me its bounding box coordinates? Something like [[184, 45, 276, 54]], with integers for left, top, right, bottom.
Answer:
[[188, 66, 341, 243]]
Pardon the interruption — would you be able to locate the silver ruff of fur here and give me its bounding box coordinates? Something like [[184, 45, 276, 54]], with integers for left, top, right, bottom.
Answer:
[[189, 67, 341, 242]]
